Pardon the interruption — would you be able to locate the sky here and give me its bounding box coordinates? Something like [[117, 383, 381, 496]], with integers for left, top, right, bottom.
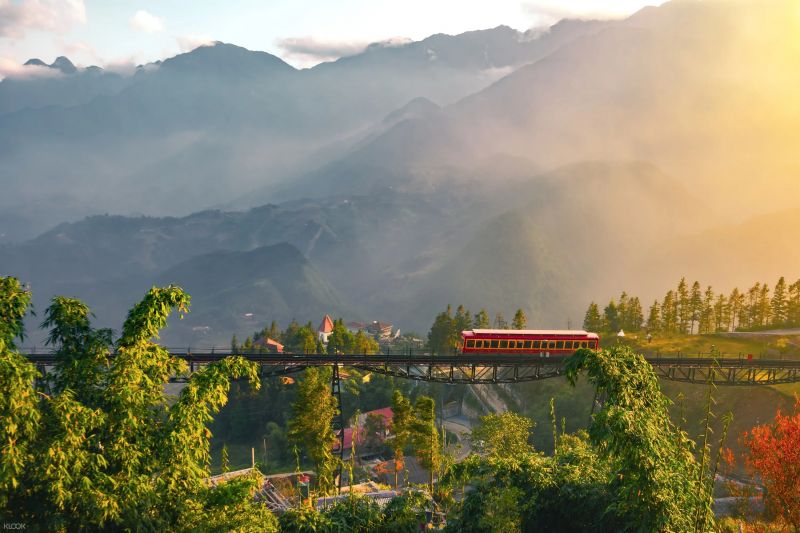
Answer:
[[0, 0, 666, 74]]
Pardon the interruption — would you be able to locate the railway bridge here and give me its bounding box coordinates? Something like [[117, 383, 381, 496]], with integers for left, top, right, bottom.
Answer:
[[21, 350, 800, 386]]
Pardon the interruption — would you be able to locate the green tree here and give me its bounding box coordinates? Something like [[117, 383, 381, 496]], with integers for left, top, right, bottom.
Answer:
[[603, 301, 620, 333], [353, 330, 379, 354], [473, 309, 490, 329], [689, 281, 703, 334], [677, 278, 691, 334], [411, 396, 440, 493], [512, 309, 527, 330], [771, 277, 789, 327], [789, 279, 800, 327], [566, 345, 714, 531], [617, 292, 629, 330], [758, 282, 771, 328], [646, 300, 662, 333], [493, 312, 508, 329], [698, 286, 715, 335], [41, 296, 113, 405], [287, 367, 339, 495], [390, 390, 413, 488], [583, 302, 603, 333], [471, 412, 535, 459], [662, 290, 678, 334], [327, 318, 355, 354], [362, 413, 387, 454], [713, 294, 730, 333], [453, 305, 473, 337], [624, 296, 644, 332], [428, 306, 457, 355], [221, 444, 230, 474], [729, 288, 744, 331], [1, 281, 273, 530]]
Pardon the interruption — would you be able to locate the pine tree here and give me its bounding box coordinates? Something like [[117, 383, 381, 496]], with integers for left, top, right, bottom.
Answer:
[[512, 309, 527, 330], [231, 334, 239, 353], [689, 281, 702, 334], [583, 303, 603, 332], [758, 283, 771, 328], [713, 294, 729, 333], [604, 301, 620, 333], [625, 297, 644, 332], [327, 318, 355, 354], [729, 288, 744, 331], [390, 390, 412, 488], [771, 277, 789, 327], [677, 278, 691, 334], [473, 309, 490, 329], [428, 306, 456, 355], [221, 443, 230, 474], [454, 305, 473, 336], [662, 290, 678, 333], [618, 292, 629, 330], [698, 286, 714, 334], [789, 279, 800, 327], [494, 312, 508, 329], [646, 300, 662, 333], [410, 396, 440, 494]]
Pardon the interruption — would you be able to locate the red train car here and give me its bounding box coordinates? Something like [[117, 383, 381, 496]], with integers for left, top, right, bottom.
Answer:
[[461, 329, 600, 355]]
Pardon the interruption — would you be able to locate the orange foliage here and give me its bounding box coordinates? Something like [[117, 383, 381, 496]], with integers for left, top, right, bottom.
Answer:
[[742, 398, 800, 531]]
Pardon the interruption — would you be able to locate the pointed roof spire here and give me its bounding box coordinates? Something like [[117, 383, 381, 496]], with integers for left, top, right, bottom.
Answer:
[[318, 314, 334, 334]]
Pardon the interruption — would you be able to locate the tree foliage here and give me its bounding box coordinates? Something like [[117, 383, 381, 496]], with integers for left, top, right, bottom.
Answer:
[[0, 278, 273, 530], [288, 367, 339, 495], [471, 412, 535, 459], [742, 400, 800, 531], [566, 345, 714, 531]]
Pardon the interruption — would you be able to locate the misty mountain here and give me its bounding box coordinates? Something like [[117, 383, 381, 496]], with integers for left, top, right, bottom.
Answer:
[[3, 160, 707, 343], [0, 22, 607, 241], [154, 243, 350, 345], [292, 0, 800, 216], [0, 57, 132, 116]]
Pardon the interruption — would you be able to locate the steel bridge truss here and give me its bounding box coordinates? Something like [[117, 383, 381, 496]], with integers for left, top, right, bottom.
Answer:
[[22, 352, 800, 386]]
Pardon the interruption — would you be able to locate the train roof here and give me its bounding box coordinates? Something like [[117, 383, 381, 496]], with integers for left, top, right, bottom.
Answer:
[[464, 329, 599, 338]]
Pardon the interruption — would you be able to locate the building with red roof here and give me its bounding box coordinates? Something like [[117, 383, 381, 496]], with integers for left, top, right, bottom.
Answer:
[[318, 314, 334, 344]]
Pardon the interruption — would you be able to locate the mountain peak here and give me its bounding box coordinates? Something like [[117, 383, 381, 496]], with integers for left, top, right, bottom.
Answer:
[[160, 41, 296, 75], [24, 58, 47, 67], [51, 56, 77, 74]]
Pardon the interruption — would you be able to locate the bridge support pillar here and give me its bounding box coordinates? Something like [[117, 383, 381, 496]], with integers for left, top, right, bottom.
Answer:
[[331, 363, 345, 491]]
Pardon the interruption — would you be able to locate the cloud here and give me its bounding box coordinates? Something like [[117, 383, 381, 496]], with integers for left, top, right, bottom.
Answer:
[[177, 35, 215, 53], [0, 56, 62, 80], [130, 10, 164, 33], [0, 0, 86, 39], [276, 36, 371, 66], [522, 0, 662, 24]]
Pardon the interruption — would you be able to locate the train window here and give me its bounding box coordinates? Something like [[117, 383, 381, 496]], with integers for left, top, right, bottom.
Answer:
[[533, 341, 541, 349], [507, 340, 514, 349], [466, 339, 475, 348], [523, 340, 532, 349], [499, 340, 508, 349], [556, 341, 564, 349], [580, 341, 587, 349], [565, 341, 573, 349], [549, 341, 557, 350], [491, 340, 499, 349]]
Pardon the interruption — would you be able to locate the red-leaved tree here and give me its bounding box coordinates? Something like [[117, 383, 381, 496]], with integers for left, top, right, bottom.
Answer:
[[743, 399, 800, 531]]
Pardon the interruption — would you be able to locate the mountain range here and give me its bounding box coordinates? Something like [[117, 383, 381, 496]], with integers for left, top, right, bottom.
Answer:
[[2, 0, 799, 344]]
